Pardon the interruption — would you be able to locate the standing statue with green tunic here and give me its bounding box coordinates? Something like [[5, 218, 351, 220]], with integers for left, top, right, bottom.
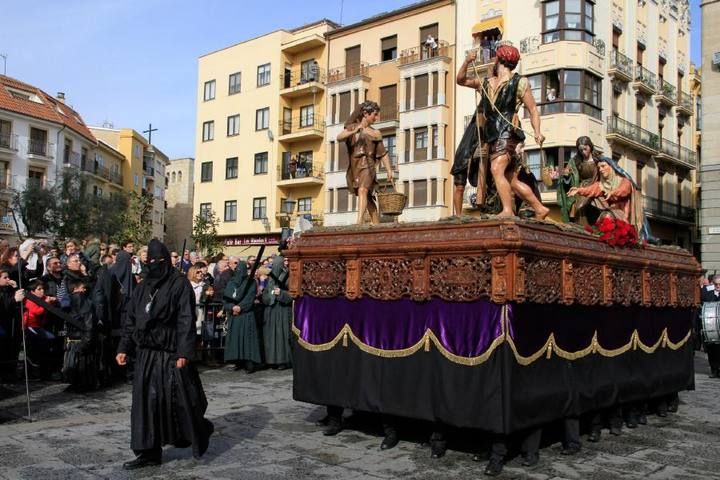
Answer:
[[262, 256, 293, 369], [223, 261, 261, 373], [556, 136, 600, 224]]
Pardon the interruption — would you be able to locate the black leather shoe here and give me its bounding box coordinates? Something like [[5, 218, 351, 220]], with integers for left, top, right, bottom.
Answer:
[[522, 452, 539, 467], [561, 444, 581, 456], [245, 361, 256, 374], [484, 457, 504, 476], [587, 429, 601, 443], [122, 454, 161, 470], [430, 440, 447, 459], [610, 426, 622, 436], [380, 432, 399, 450], [315, 415, 330, 427], [626, 415, 638, 429], [323, 420, 342, 436]]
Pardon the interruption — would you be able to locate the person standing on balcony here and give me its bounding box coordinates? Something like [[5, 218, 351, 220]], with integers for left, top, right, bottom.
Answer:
[[424, 34, 438, 58], [337, 101, 394, 225], [455, 43, 549, 220]]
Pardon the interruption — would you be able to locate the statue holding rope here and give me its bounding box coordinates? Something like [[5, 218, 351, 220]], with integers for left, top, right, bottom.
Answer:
[[453, 43, 549, 220]]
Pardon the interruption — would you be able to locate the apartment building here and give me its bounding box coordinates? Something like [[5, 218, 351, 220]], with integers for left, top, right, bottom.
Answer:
[[195, 19, 337, 254], [90, 126, 169, 240], [324, 0, 455, 225], [699, 0, 720, 270], [165, 157, 195, 252], [453, 0, 696, 247], [0, 75, 98, 237]]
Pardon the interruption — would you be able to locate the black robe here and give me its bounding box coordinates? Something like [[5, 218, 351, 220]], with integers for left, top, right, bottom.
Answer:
[[62, 293, 98, 390], [118, 269, 212, 457]]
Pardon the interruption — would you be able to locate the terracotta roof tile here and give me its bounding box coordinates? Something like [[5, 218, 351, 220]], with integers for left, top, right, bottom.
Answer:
[[0, 74, 96, 143]]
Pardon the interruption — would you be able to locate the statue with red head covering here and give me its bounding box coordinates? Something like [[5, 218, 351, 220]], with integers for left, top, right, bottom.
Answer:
[[452, 41, 549, 220]]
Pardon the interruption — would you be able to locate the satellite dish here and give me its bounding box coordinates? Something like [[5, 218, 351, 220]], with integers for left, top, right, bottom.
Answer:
[[267, 129, 274, 141]]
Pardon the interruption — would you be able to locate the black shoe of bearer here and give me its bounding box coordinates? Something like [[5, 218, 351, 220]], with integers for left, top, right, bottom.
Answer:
[[122, 452, 161, 470], [484, 457, 504, 477]]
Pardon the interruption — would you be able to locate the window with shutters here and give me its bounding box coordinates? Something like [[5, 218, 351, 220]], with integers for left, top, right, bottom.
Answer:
[[331, 94, 337, 124], [431, 178, 438, 205], [413, 180, 427, 207], [254, 152, 268, 175], [404, 129, 410, 163], [345, 46, 361, 76], [405, 78, 411, 110], [431, 125, 439, 159], [329, 141, 336, 171], [379, 84, 397, 121], [338, 141, 349, 170], [414, 74, 429, 109], [337, 187, 349, 212], [298, 197, 312, 213], [419, 24, 439, 44], [255, 108, 269, 130], [328, 189, 335, 212], [300, 105, 314, 127], [381, 36, 398, 61], [338, 91, 351, 123], [432, 72, 439, 105]]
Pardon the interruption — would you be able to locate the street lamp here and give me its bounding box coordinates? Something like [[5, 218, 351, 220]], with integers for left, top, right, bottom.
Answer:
[[283, 197, 297, 215]]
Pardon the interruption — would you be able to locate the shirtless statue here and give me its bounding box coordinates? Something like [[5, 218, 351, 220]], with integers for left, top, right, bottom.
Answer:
[[455, 43, 549, 219]]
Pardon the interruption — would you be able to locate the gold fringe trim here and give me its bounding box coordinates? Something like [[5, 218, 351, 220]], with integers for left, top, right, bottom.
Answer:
[[293, 310, 692, 366]]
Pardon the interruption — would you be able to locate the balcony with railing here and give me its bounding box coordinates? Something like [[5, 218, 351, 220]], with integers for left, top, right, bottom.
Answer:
[[656, 138, 697, 170], [398, 40, 451, 67], [677, 90, 694, 116], [654, 79, 677, 107], [280, 67, 326, 98], [327, 62, 370, 84], [277, 157, 324, 186], [606, 116, 659, 154], [64, 149, 81, 167], [278, 115, 325, 142], [375, 103, 400, 129], [609, 49, 634, 82], [643, 196, 695, 225], [633, 65, 657, 95], [0, 133, 18, 152], [28, 140, 54, 159]]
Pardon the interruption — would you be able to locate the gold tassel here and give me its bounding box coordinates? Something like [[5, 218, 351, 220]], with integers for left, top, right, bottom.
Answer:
[[424, 335, 431, 352], [546, 340, 553, 359], [342, 331, 348, 347]]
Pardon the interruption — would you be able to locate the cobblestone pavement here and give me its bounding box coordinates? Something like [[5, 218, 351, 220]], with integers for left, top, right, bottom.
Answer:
[[1, 352, 719, 480]]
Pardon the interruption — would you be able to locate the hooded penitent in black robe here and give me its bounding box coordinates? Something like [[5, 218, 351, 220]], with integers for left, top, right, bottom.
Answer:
[[62, 292, 98, 391], [262, 256, 293, 366], [118, 239, 213, 458], [223, 262, 261, 365]]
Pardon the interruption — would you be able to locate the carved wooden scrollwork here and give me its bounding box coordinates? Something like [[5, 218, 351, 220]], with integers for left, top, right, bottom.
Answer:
[[612, 268, 643, 306], [429, 256, 492, 302], [573, 264, 604, 306], [360, 258, 413, 300], [676, 275, 697, 308], [649, 272, 671, 307], [523, 257, 562, 304], [302, 260, 346, 298], [492, 255, 510, 303], [515, 256, 527, 302]]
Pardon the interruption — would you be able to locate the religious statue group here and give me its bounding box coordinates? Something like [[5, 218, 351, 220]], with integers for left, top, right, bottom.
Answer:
[[339, 42, 647, 239]]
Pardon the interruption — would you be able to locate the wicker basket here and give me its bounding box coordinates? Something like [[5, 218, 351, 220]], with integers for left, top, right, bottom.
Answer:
[[377, 182, 407, 216]]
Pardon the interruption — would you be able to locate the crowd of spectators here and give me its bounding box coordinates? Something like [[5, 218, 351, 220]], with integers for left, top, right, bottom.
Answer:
[[0, 237, 293, 392]]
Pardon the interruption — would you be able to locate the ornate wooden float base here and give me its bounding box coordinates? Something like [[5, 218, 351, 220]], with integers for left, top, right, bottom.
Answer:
[[286, 218, 700, 433]]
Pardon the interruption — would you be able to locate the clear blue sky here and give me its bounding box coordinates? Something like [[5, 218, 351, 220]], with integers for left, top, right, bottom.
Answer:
[[0, 0, 704, 160]]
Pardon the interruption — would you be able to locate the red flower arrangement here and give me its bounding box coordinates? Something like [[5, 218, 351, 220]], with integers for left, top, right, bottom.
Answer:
[[585, 216, 639, 248]]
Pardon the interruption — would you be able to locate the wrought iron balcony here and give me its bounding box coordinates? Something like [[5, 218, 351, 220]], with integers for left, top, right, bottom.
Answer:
[[327, 62, 370, 83], [656, 138, 697, 169], [64, 150, 81, 167], [654, 79, 677, 106], [677, 90, 694, 116], [28, 139, 54, 158], [643, 196, 695, 224], [609, 49, 633, 82], [280, 67, 326, 97], [606, 116, 659, 154], [376, 103, 399, 124], [277, 157, 324, 184], [278, 115, 325, 141], [633, 65, 657, 95], [398, 40, 451, 66]]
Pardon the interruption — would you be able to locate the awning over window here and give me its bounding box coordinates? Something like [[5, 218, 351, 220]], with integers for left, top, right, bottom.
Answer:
[[472, 17, 504, 36]]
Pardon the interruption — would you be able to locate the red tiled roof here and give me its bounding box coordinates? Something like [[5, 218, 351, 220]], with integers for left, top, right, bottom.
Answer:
[[0, 74, 96, 143]]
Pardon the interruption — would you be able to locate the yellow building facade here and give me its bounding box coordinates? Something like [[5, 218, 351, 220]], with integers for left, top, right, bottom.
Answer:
[[194, 20, 336, 253], [324, 0, 455, 224]]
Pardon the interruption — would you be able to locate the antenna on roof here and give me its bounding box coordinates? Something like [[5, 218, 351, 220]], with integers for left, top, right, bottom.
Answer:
[[339, 0, 344, 25], [102, 120, 114, 128], [0, 54, 7, 76]]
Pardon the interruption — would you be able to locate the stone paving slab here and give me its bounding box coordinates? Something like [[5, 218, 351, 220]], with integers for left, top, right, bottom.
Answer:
[[1, 353, 719, 479]]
